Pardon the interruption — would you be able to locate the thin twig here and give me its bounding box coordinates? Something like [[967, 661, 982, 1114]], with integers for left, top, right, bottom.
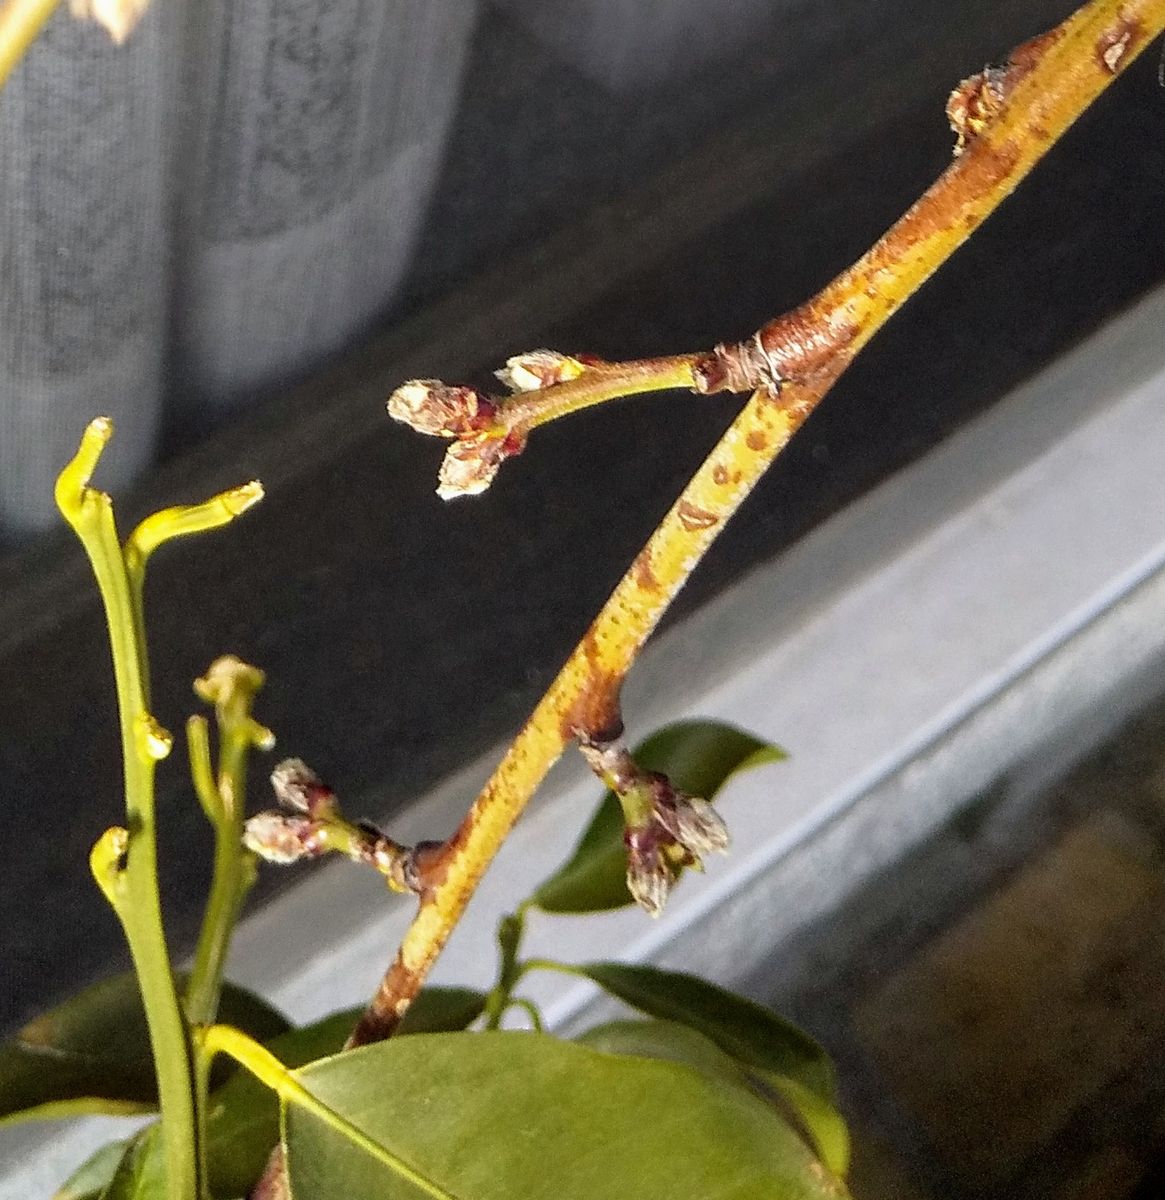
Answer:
[[347, 0, 1165, 1050]]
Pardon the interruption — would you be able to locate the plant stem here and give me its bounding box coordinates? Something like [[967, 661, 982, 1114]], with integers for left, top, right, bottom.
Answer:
[[522, 958, 585, 979], [507, 355, 702, 430], [56, 421, 198, 1200], [185, 719, 255, 1027], [0, 0, 58, 90], [346, 0, 1165, 1047], [504, 998, 544, 1032], [183, 659, 271, 1028], [482, 908, 527, 1031]]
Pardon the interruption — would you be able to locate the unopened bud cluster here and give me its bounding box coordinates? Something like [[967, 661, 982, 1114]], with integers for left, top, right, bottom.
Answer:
[[244, 759, 414, 891], [578, 738, 729, 917], [386, 350, 591, 500]]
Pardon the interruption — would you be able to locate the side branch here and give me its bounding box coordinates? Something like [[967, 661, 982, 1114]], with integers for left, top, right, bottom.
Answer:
[[352, 0, 1165, 1048]]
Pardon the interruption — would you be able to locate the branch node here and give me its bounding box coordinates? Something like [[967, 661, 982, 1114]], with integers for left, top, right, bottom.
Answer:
[[947, 66, 1008, 156], [693, 335, 785, 397]]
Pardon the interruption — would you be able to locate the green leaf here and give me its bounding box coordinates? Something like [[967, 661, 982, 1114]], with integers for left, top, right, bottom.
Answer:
[[577, 1020, 849, 1178], [397, 986, 488, 1036], [577, 1016, 764, 1088], [52, 1139, 132, 1200], [0, 972, 289, 1125], [531, 720, 784, 913], [206, 988, 485, 1198], [98, 1125, 165, 1200], [759, 1073, 851, 1179], [282, 1032, 849, 1200], [564, 962, 835, 1101]]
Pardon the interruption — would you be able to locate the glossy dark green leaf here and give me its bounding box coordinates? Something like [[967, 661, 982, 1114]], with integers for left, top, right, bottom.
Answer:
[[206, 988, 485, 1198], [577, 1016, 763, 1087], [577, 1018, 848, 1177], [0, 972, 289, 1125], [282, 1032, 849, 1200], [531, 721, 784, 913], [576, 1019, 848, 1176], [98, 1124, 165, 1200], [567, 962, 836, 1101], [52, 1138, 131, 1200], [397, 985, 488, 1036]]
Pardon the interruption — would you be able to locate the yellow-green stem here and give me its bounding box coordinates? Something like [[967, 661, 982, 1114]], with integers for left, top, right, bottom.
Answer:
[[56, 422, 198, 1200], [185, 721, 255, 1027]]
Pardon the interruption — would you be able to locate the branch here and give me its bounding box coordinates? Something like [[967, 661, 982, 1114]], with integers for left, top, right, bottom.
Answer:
[[351, 0, 1165, 1048]]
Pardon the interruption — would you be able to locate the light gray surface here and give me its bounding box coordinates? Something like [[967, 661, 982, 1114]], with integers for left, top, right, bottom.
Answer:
[[5, 274, 1164, 1197]]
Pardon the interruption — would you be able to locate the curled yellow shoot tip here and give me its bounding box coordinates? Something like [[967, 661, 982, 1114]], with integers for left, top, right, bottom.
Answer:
[[186, 714, 222, 825], [54, 416, 114, 529], [126, 480, 264, 574]]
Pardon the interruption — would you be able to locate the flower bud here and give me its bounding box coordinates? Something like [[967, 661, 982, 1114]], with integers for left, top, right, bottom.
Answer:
[[243, 812, 318, 864], [387, 380, 495, 438], [654, 792, 730, 857], [495, 350, 586, 393], [270, 758, 336, 818], [579, 733, 731, 917], [626, 844, 672, 918], [436, 429, 527, 500]]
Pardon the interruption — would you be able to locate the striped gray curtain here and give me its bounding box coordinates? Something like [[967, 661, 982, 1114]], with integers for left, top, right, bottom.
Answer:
[[0, 0, 477, 537]]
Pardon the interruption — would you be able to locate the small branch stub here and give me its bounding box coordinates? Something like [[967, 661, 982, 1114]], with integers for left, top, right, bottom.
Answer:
[[89, 826, 129, 909], [194, 656, 275, 752], [947, 67, 1008, 156], [578, 736, 729, 916]]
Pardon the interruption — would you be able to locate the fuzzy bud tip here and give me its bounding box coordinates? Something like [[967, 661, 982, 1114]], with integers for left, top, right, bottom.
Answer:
[[387, 380, 495, 438], [495, 350, 587, 393], [270, 757, 331, 815]]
